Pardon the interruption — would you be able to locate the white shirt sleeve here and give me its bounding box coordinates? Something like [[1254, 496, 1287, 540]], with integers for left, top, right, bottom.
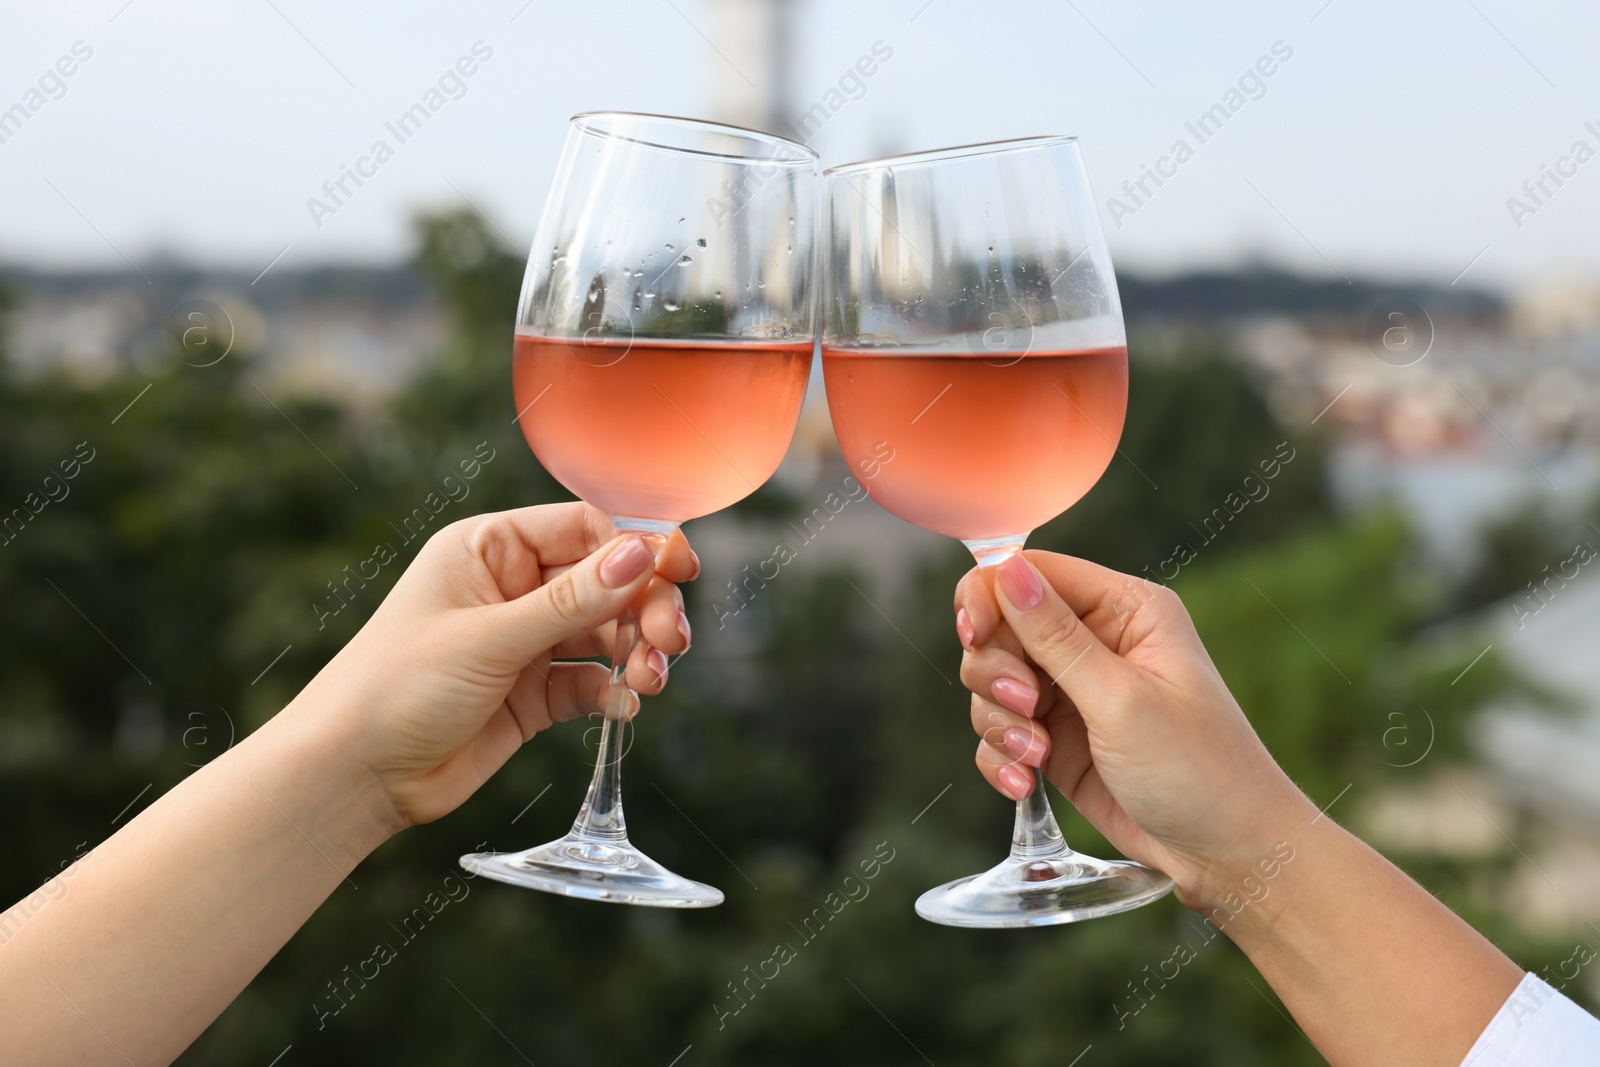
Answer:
[[1460, 972, 1600, 1066]]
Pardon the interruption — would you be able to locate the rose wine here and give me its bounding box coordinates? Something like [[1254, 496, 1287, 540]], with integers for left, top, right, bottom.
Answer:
[[514, 332, 811, 522], [821, 346, 1128, 540]]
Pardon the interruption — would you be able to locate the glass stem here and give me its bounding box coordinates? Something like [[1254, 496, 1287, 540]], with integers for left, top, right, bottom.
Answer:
[[963, 533, 1072, 863], [568, 519, 674, 845], [1011, 769, 1070, 860], [568, 602, 638, 844]]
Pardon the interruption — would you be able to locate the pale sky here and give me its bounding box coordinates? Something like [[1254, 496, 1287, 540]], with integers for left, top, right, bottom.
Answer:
[[2, 0, 1598, 293]]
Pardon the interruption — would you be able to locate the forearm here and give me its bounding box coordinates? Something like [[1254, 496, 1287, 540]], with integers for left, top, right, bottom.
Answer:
[[1212, 805, 1522, 1067], [0, 697, 399, 1066]]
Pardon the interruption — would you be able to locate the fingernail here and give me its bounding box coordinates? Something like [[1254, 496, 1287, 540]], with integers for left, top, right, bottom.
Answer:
[[687, 548, 702, 581], [1003, 728, 1046, 768], [955, 608, 975, 651], [600, 536, 653, 588], [675, 611, 692, 650], [997, 765, 1033, 801], [997, 555, 1044, 611], [648, 648, 670, 686], [991, 677, 1039, 718]]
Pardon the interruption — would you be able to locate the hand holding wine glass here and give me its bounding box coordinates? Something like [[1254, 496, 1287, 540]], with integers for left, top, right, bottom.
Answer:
[[302, 504, 699, 828], [952, 550, 1311, 910], [463, 112, 818, 906], [822, 135, 1172, 926]]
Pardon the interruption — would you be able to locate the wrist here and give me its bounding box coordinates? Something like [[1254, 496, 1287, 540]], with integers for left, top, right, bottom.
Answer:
[[252, 689, 408, 864], [1182, 771, 1319, 927]]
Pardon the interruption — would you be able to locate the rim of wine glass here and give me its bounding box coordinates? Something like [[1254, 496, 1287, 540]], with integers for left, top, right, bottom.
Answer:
[[823, 134, 1078, 176], [570, 111, 818, 166]]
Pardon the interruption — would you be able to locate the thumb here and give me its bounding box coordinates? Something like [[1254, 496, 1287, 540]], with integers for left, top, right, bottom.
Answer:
[[992, 552, 1134, 715], [488, 534, 657, 660]]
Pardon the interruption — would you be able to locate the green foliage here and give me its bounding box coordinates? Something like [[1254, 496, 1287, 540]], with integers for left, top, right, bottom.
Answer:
[[0, 219, 1574, 1066]]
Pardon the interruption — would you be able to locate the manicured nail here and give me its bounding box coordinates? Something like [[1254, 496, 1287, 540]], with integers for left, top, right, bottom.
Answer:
[[997, 555, 1044, 611], [1003, 728, 1046, 768], [997, 765, 1033, 801], [955, 608, 975, 650], [600, 536, 653, 588], [687, 548, 702, 581], [648, 648, 670, 686], [991, 677, 1039, 718], [675, 611, 692, 651]]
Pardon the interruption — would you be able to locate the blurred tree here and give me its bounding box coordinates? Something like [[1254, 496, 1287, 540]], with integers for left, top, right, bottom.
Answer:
[[0, 218, 1578, 1067]]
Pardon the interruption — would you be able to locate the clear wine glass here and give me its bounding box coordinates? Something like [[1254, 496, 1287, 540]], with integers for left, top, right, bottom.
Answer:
[[460, 112, 818, 907], [820, 136, 1174, 927]]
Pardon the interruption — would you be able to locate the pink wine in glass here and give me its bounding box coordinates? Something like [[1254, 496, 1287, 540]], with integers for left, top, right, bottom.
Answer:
[[821, 346, 1128, 540], [514, 332, 812, 522]]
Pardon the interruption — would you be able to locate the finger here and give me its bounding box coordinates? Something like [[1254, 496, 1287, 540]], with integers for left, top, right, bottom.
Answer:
[[1021, 551, 1197, 655], [975, 740, 1035, 802], [551, 624, 612, 661], [548, 577, 685, 661], [654, 527, 700, 584], [504, 661, 610, 741], [462, 503, 614, 601], [991, 553, 1139, 718], [624, 640, 670, 695], [959, 645, 1046, 719], [638, 577, 689, 656], [484, 533, 658, 664], [969, 695, 1050, 769], [954, 566, 1001, 650], [1037, 703, 1095, 805]]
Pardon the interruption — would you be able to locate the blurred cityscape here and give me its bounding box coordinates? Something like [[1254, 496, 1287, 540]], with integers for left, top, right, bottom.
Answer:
[[6, 1, 1600, 1063], [9, 250, 1600, 936]]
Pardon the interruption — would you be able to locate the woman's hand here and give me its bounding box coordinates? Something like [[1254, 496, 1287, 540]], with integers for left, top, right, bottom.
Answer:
[[954, 551, 1314, 910], [288, 502, 696, 830]]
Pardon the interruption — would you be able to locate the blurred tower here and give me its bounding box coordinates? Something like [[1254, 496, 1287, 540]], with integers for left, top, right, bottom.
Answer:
[[705, 0, 799, 135]]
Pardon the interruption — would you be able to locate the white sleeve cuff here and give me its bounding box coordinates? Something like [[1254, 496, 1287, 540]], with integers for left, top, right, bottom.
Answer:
[[1461, 972, 1600, 1066]]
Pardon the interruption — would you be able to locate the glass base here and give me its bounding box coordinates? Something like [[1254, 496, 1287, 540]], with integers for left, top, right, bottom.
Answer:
[[915, 851, 1173, 928], [460, 835, 724, 909]]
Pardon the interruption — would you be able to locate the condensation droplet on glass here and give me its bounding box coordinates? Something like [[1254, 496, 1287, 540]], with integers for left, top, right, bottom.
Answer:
[[678, 254, 692, 265], [696, 238, 707, 248], [663, 297, 681, 311], [713, 290, 722, 300], [788, 217, 795, 225], [643, 290, 657, 301], [786, 245, 792, 255]]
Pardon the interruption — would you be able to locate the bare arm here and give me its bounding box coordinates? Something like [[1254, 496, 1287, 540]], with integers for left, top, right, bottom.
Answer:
[[0, 504, 697, 1065], [955, 551, 1522, 1067]]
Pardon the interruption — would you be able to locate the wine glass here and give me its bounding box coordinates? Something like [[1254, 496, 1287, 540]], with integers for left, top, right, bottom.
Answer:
[[460, 112, 818, 907], [820, 136, 1174, 927]]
